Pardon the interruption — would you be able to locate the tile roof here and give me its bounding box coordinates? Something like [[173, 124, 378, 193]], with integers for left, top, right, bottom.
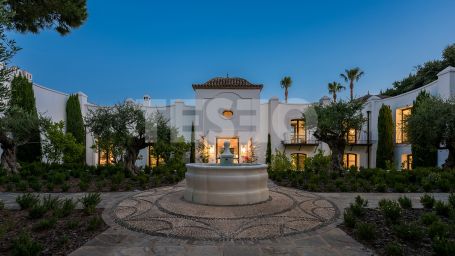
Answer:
[[192, 77, 263, 90]]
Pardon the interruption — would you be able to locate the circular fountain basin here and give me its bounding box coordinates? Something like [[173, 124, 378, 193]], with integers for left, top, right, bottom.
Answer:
[[184, 163, 269, 206]]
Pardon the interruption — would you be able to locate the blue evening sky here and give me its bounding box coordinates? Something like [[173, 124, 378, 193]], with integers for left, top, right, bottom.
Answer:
[[9, 0, 455, 105]]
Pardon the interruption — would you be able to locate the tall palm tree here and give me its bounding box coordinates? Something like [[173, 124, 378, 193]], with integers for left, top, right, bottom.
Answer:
[[280, 76, 292, 103], [340, 68, 364, 101], [327, 81, 345, 102]]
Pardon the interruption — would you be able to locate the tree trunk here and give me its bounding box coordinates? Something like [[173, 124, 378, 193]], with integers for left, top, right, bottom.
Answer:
[[124, 148, 139, 175], [1, 144, 19, 174], [285, 89, 288, 103], [333, 93, 337, 103], [443, 144, 455, 169], [350, 81, 354, 101]]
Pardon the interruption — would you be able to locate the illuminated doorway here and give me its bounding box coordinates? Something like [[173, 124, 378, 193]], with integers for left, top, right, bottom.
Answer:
[[216, 137, 239, 163]]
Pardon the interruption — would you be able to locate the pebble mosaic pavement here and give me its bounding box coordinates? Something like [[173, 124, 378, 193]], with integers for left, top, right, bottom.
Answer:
[[112, 182, 339, 241]]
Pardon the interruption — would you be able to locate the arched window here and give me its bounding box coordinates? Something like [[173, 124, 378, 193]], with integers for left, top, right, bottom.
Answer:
[[290, 119, 306, 143], [343, 153, 358, 169], [291, 153, 306, 170]]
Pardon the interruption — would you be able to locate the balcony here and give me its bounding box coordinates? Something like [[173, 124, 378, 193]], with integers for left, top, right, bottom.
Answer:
[[282, 133, 319, 146]]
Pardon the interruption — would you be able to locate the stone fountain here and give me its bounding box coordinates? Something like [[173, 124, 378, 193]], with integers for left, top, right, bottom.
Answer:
[[184, 141, 269, 205]]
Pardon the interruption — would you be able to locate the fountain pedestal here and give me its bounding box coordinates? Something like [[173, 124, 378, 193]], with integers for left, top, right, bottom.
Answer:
[[184, 141, 269, 205]]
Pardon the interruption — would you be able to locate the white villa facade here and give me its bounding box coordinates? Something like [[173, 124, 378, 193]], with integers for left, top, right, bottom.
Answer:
[[5, 66, 455, 170]]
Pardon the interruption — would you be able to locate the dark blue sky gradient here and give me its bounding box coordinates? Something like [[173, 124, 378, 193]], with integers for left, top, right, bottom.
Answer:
[[9, 0, 455, 105]]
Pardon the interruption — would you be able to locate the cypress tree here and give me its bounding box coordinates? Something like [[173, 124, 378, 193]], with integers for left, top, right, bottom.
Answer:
[[376, 104, 394, 169], [266, 133, 272, 165], [189, 122, 196, 163], [10, 75, 42, 162], [66, 94, 85, 162], [411, 91, 437, 167]]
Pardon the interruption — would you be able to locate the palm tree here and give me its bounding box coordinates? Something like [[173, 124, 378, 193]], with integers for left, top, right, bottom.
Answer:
[[327, 81, 345, 102], [280, 76, 292, 103], [340, 68, 364, 101]]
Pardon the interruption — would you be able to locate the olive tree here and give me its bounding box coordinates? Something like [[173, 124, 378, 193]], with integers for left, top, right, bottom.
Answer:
[[306, 100, 365, 173]]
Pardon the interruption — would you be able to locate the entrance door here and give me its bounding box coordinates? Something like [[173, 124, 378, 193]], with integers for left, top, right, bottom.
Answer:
[[216, 137, 239, 163]]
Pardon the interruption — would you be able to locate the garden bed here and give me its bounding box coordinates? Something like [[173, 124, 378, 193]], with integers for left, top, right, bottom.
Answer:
[[340, 195, 455, 256], [0, 194, 107, 255], [0, 163, 186, 193]]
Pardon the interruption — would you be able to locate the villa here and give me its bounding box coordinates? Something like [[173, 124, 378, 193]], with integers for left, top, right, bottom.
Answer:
[[7, 65, 455, 170]]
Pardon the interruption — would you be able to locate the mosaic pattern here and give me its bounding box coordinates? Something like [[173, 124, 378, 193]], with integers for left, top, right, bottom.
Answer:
[[112, 183, 338, 241]]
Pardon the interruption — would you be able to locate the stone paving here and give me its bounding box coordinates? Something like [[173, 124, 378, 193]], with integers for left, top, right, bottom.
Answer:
[[0, 183, 450, 255]]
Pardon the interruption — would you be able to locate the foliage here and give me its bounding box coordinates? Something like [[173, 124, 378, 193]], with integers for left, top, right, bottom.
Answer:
[[428, 221, 449, 239], [376, 104, 394, 169], [420, 194, 435, 209], [42, 120, 84, 164], [420, 212, 440, 226], [303, 149, 331, 173], [33, 217, 57, 231], [87, 216, 103, 231], [343, 208, 357, 228], [434, 201, 451, 217], [378, 199, 401, 223], [327, 81, 345, 102], [432, 238, 455, 256], [349, 196, 368, 217], [11, 231, 42, 256], [407, 95, 455, 169], [383, 44, 455, 96], [196, 136, 209, 163], [266, 133, 272, 165], [340, 67, 364, 101], [397, 196, 412, 209], [66, 94, 85, 162], [189, 122, 195, 163], [270, 150, 292, 172], [28, 202, 47, 219], [80, 192, 101, 215], [449, 193, 455, 208], [55, 198, 76, 218], [354, 222, 376, 241], [385, 242, 403, 256], [392, 222, 424, 242], [280, 76, 292, 103], [16, 193, 39, 210], [3, 0, 88, 35], [10, 75, 42, 163], [306, 100, 365, 172]]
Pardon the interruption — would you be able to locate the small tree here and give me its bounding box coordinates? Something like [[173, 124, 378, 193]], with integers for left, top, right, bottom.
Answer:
[[189, 122, 196, 163], [328, 81, 345, 102], [376, 104, 394, 169], [66, 94, 85, 163], [266, 133, 272, 165], [280, 76, 292, 103], [196, 136, 209, 163], [10, 75, 42, 162], [340, 68, 364, 101], [306, 100, 365, 173], [271, 149, 292, 171], [410, 91, 437, 167], [42, 120, 84, 164], [407, 96, 455, 169]]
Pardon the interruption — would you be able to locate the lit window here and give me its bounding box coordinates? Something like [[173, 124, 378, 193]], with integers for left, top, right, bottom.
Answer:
[[396, 107, 412, 143], [401, 154, 413, 170], [343, 153, 358, 169], [222, 110, 234, 119], [291, 153, 306, 170], [347, 129, 357, 144], [98, 148, 115, 165], [290, 119, 306, 143], [148, 146, 164, 167]]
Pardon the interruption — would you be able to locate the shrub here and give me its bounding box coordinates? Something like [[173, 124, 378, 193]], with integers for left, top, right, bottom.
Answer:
[[16, 180, 28, 191], [111, 171, 125, 186], [398, 196, 412, 209], [449, 193, 455, 208], [432, 238, 455, 256], [28, 202, 48, 219], [46, 182, 54, 191], [87, 216, 103, 231], [420, 194, 435, 209], [393, 222, 424, 242], [354, 222, 376, 241], [379, 199, 401, 223], [434, 201, 451, 217], [55, 198, 76, 218], [42, 195, 61, 211], [16, 193, 39, 210], [61, 183, 70, 192], [375, 182, 387, 192], [29, 180, 42, 192], [11, 231, 43, 256], [0, 200, 4, 210], [271, 150, 292, 172], [428, 221, 449, 239], [33, 217, 57, 231], [420, 212, 440, 226], [303, 150, 331, 173], [343, 208, 357, 228], [80, 192, 101, 215], [385, 242, 403, 256], [348, 196, 368, 217], [78, 180, 89, 191], [66, 220, 79, 229]]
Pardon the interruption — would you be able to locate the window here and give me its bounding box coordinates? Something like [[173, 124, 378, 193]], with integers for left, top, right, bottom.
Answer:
[[396, 107, 412, 143], [291, 153, 306, 170], [148, 146, 164, 167], [347, 129, 357, 144], [401, 154, 413, 170], [222, 110, 234, 119], [290, 119, 306, 143], [343, 153, 358, 169], [98, 148, 115, 165]]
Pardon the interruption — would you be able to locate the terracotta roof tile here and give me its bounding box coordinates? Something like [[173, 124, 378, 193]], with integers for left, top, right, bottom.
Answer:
[[192, 77, 263, 90]]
